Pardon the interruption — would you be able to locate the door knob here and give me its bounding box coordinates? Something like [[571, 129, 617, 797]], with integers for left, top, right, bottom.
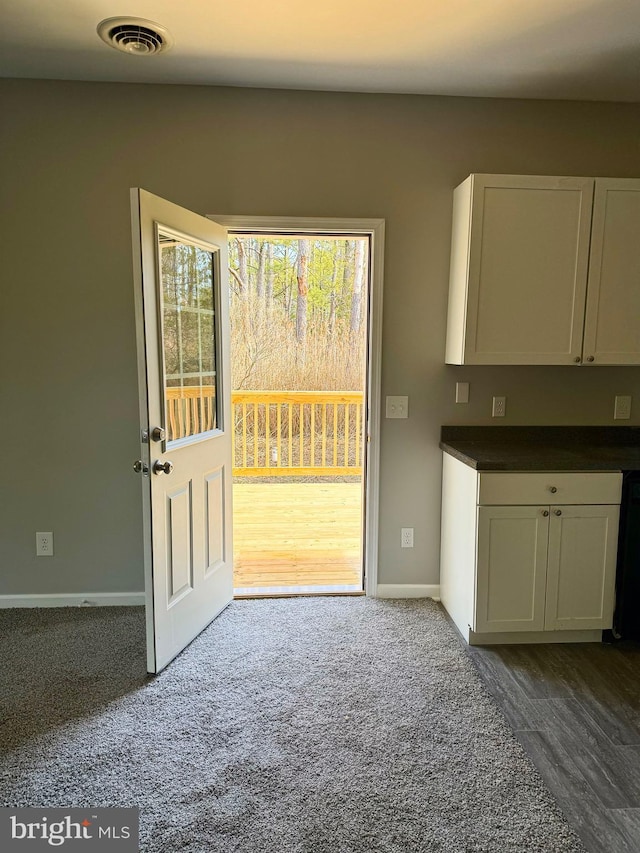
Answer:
[[554, 509, 562, 516], [133, 460, 149, 475], [541, 510, 549, 517], [151, 427, 165, 442], [153, 460, 174, 475]]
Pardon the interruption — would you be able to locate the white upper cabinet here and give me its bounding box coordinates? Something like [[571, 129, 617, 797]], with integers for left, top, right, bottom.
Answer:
[[445, 174, 640, 366], [582, 179, 640, 365]]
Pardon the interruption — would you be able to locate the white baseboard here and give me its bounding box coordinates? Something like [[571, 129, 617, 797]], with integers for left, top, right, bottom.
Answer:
[[376, 584, 441, 600], [0, 593, 146, 608]]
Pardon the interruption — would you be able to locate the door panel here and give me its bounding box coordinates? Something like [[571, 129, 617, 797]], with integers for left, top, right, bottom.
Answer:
[[166, 481, 193, 604], [475, 505, 549, 633], [545, 504, 619, 630], [205, 467, 226, 573], [466, 175, 593, 364], [582, 179, 640, 365], [131, 189, 233, 673]]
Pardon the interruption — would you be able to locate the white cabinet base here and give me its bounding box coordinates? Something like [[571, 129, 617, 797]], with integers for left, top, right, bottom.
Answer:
[[467, 628, 602, 646]]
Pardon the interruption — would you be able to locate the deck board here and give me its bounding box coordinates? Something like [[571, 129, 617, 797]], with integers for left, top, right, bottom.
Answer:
[[233, 482, 363, 589]]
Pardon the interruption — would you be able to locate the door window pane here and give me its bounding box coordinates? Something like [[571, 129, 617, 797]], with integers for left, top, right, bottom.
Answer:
[[159, 233, 219, 442]]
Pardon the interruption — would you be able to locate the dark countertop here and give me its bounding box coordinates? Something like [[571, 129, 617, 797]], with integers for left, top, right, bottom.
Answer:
[[440, 426, 640, 472]]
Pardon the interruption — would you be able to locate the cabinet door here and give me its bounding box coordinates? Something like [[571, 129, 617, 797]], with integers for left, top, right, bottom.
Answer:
[[475, 506, 549, 633], [545, 505, 620, 630], [582, 179, 640, 365], [464, 175, 594, 364]]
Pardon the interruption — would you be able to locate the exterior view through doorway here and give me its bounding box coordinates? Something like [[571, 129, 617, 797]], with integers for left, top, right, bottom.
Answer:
[[226, 228, 374, 596]]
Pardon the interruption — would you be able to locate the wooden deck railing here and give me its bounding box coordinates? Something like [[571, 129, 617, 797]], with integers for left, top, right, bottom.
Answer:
[[166, 385, 217, 441], [166, 387, 364, 476]]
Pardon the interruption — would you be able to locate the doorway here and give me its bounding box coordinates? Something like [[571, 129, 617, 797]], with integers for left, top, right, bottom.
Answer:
[[213, 218, 384, 598]]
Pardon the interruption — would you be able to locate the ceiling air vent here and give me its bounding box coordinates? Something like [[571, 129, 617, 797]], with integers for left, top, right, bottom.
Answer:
[[97, 17, 173, 56]]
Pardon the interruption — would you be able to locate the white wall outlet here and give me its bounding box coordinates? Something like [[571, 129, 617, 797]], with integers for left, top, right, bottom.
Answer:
[[455, 382, 469, 403], [492, 396, 506, 417], [401, 527, 414, 548], [614, 395, 632, 420], [386, 396, 409, 419], [36, 532, 54, 557]]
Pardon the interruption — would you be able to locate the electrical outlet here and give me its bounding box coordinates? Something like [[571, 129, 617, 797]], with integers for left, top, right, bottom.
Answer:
[[492, 396, 506, 417], [614, 395, 632, 420], [36, 532, 54, 557], [401, 527, 414, 548]]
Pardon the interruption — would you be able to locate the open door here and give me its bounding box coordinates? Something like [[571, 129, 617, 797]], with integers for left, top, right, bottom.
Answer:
[[131, 189, 233, 674]]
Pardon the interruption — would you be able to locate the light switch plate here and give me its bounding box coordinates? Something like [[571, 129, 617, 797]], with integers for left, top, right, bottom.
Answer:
[[455, 382, 469, 404], [386, 396, 408, 419]]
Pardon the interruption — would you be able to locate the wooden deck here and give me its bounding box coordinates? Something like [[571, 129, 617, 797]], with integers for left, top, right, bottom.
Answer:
[[232, 481, 363, 592]]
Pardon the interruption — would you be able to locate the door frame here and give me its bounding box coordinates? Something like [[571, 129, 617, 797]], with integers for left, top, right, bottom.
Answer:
[[209, 215, 385, 597]]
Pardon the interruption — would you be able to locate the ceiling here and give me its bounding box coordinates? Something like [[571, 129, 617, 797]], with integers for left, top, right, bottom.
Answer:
[[1, 0, 639, 102]]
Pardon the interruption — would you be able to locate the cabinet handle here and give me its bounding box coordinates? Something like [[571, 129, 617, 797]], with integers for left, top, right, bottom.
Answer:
[[586, 356, 595, 362], [549, 486, 558, 493], [574, 356, 581, 363], [554, 509, 562, 516], [542, 510, 549, 517]]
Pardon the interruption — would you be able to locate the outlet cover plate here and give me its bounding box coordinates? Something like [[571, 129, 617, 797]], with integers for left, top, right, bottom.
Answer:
[[614, 395, 632, 420], [492, 396, 506, 417], [401, 527, 414, 548], [36, 532, 54, 557]]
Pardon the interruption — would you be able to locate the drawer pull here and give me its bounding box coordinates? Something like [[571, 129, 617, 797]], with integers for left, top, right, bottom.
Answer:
[[541, 510, 549, 517], [554, 509, 562, 516], [549, 486, 558, 493]]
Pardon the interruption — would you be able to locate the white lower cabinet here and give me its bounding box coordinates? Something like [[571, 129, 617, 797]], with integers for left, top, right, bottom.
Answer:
[[475, 503, 620, 635], [544, 504, 619, 631], [475, 506, 549, 634], [440, 454, 622, 644]]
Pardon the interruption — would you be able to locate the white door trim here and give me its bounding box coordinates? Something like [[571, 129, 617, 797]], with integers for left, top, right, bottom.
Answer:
[[208, 215, 385, 598]]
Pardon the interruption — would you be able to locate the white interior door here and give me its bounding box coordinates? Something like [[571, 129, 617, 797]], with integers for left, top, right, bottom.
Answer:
[[131, 189, 233, 674]]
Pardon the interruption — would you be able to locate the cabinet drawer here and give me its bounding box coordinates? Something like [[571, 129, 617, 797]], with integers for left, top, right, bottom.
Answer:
[[477, 472, 622, 506]]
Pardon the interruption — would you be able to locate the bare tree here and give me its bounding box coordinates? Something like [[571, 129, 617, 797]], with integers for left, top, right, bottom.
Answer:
[[234, 237, 247, 298], [256, 240, 267, 300], [296, 239, 310, 356], [350, 239, 367, 337], [265, 242, 274, 309], [328, 242, 341, 336]]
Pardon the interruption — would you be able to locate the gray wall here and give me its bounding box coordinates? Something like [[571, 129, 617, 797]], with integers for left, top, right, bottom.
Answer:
[[1, 79, 639, 595]]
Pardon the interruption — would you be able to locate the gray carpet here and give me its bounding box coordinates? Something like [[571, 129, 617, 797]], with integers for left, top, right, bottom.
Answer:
[[0, 598, 586, 852]]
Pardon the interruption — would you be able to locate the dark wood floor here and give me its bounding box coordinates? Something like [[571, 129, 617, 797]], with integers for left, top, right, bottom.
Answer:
[[468, 639, 640, 853]]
